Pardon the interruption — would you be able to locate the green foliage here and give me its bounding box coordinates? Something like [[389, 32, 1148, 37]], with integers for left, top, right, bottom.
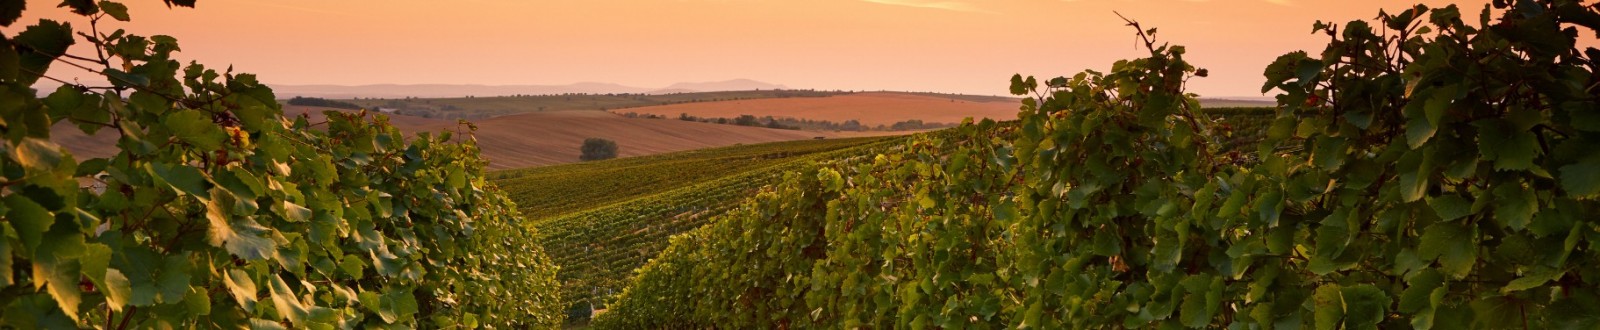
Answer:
[[578, 137, 618, 161], [1, 2, 561, 328], [594, 1, 1600, 328], [493, 137, 882, 220], [518, 136, 902, 324]]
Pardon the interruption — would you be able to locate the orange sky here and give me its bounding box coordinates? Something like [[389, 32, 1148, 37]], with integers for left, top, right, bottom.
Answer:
[[8, 0, 1594, 97]]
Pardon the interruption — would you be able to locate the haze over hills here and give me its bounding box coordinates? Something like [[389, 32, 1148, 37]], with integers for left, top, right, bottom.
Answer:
[[267, 79, 791, 99]]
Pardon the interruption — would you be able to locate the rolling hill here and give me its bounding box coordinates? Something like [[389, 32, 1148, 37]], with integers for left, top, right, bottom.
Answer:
[[489, 136, 907, 324], [52, 105, 833, 170], [613, 92, 1020, 126], [268, 79, 790, 98]]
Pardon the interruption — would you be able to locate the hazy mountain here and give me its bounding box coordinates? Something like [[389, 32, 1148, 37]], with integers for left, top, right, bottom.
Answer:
[[662, 79, 788, 92], [266, 79, 789, 99]]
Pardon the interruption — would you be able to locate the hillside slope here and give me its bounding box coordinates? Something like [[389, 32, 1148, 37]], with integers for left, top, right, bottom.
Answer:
[[491, 136, 904, 324], [53, 105, 832, 170], [613, 92, 1019, 126], [467, 110, 824, 169]]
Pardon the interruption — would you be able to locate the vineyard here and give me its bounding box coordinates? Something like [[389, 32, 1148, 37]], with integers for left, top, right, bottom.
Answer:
[[500, 108, 1276, 325], [501, 136, 909, 323], [594, 1, 1600, 329], [490, 137, 884, 220], [4, 0, 1596, 328]]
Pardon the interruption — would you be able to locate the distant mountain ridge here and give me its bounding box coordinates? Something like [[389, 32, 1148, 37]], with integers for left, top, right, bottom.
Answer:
[[267, 79, 789, 98]]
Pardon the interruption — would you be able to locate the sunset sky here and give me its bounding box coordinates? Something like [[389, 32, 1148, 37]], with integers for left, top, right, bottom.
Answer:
[[9, 0, 1588, 97]]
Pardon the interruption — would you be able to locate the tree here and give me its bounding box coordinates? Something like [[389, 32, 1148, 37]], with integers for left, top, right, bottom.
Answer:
[[580, 138, 619, 161]]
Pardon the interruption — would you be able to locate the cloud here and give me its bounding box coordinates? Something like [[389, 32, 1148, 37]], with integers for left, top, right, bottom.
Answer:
[[1263, 0, 1293, 5], [860, 0, 994, 14]]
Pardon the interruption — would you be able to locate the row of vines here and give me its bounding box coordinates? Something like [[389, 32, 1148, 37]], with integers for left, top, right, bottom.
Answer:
[[595, 1, 1600, 328], [2, 1, 561, 328], [535, 136, 906, 322]]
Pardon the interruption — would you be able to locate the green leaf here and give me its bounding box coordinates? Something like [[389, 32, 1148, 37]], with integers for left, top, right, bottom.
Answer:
[[1419, 223, 1475, 279], [1179, 291, 1211, 328], [162, 0, 196, 8], [1340, 285, 1389, 330], [149, 162, 209, 198], [340, 256, 366, 278], [115, 247, 160, 306], [185, 286, 211, 316], [103, 269, 133, 311], [162, 110, 225, 150], [98, 1, 130, 21], [80, 243, 111, 292], [278, 201, 312, 222], [269, 274, 309, 325], [2, 294, 77, 329], [0, 236, 10, 288], [1427, 194, 1472, 221], [1501, 266, 1561, 294], [1492, 184, 1535, 231], [4, 194, 54, 256], [1547, 289, 1600, 329], [206, 192, 278, 260], [1313, 284, 1345, 330], [1312, 136, 1347, 170], [1422, 84, 1456, 126], [35, 258, 82, 322], [1559, 158, 1600, 197], [1470, 296, 1523, 329], [1396, 172, 1429, 203], [59, 0, 97, 15], [225, 269, 258, 310], [0, 0, 23, 26], [14, 137, 66, 176], [154, 255, 191, 304], [1406, 117, 1437, 148], [1091, 230, 1121, 257], [1475, 119, 1539, 171], [1400, 269, 1444, 313], [74, 158, 109, 177], [1266, 116, 1297, 141], [14, 19, 75, 85]]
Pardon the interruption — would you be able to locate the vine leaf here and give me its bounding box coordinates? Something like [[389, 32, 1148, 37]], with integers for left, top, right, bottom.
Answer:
[[99, 1, 131, 21], [149, 162, 208, 198], [0, 0, 22, 26], [1418, 223, 1474, 278], [205, 192, 278, 260], [13, 19, 73, 85], [1559, 158, 1600, 197]]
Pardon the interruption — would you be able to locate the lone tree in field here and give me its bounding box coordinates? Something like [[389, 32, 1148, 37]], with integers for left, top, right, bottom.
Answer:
[[580, 138, 619, 161]]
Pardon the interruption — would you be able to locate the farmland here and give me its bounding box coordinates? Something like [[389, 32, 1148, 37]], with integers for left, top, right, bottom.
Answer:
[[339, 90, 846, 119]]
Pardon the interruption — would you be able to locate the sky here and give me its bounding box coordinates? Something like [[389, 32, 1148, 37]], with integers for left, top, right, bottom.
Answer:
[[7, 0, 1591, 97]]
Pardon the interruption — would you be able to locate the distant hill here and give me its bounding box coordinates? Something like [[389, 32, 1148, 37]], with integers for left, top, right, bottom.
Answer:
[[53, 105, 838, 170], [662, 79, 787, 92], [615, 92, 1020, 127], [268, 79, 791, 98], [1199, 97, 1277, 108], [339, 90, 847, 120]]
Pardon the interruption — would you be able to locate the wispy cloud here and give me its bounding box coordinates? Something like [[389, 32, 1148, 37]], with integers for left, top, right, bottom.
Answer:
[[860, 0, 994, 14], [1264, 0, 1293, 6]]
